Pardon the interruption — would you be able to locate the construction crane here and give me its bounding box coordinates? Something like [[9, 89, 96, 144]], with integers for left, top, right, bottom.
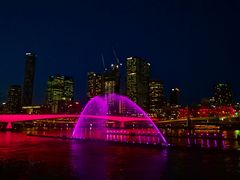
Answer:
[[101, 53, 107, 71], [112, 48, 122, 68]]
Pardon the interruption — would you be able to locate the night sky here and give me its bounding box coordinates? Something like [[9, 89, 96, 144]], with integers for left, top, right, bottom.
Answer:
[[0, 0, 240, 105]]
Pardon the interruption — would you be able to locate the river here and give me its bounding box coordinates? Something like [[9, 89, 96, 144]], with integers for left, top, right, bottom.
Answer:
[[0, 131, 240, 179]]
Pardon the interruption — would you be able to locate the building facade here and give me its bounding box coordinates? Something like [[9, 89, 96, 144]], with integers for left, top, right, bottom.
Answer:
[[126, 57, 150, 111], [149, 80, 164, 114], [87, 72, 103, 99], [7, 85, 22, 113], [22, 52, 36, 106], [214, 83, 232, 106], [47, 75, 74, 113], [103, 64, 120, 94], [170, 88, 180, 106]]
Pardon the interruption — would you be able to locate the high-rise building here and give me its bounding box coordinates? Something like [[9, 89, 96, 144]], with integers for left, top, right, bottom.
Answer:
[[126, 57, 150, 111], [87, 72, 103, 99], [214, 83, 232, 106], [149, 80, 164, 113], [22, 52, 36, 106], [103, 64, 121, 115], [46, 75, 74, 113], [87, 62, 121, 114], [7, 85, 22, 113], [63, 77, 74, 101], [170, 88, 180, 106], [103, 64, 120, 94], [0, 102, 8, 114]]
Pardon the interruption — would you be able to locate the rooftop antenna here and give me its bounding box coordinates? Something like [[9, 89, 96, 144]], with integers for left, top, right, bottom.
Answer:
[[101, 54, 107, 71]]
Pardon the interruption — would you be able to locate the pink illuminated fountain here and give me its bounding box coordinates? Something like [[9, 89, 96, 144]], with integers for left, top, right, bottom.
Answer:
[[72, 93, 168, 146]]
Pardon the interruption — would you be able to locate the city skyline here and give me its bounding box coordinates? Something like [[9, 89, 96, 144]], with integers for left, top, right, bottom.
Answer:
[[0, 0, 239, 105], [0, 53, 237, 107]]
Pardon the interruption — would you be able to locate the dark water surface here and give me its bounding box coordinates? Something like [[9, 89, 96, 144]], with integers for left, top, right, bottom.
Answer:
[[1, 132, 240, 179]]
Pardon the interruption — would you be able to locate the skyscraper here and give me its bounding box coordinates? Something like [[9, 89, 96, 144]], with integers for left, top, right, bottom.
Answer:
[[47, 75, 74, 113], [22, 52, 36, 106], [103, 64, 120, 94], [149, 80, 164, 113], [103, 64, 121, 115], [63, 77, 74, 101], [126, 57, 150, 111], [170, 88, 180, 106], [87, 72, 103, 99], [214, 83, 232, 106], [7, 85, 22, 113]]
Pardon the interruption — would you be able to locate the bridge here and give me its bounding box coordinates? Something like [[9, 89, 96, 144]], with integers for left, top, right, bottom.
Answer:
[[157, 117, 214, 124], [0, 114, 158, 129], [157, 116, 232, 124], [0, 114, 233, 130]]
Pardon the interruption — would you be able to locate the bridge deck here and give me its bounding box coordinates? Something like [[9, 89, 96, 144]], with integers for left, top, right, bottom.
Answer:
[[0, 114, 157, 123]]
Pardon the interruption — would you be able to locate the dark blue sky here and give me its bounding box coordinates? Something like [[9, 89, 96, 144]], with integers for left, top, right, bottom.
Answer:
[[0, 0, 240, 105]]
